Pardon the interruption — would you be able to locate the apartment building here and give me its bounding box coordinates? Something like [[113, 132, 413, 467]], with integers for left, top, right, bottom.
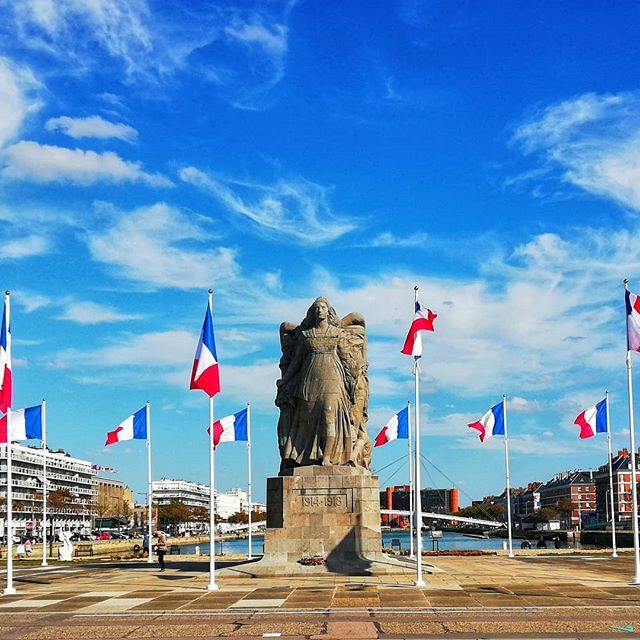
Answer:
[[0, 443, 97, 536], [593, 448, 640, 523]]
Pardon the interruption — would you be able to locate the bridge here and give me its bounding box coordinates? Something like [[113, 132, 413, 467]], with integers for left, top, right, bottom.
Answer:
[[217, 521, 268, 534], [381, 509, 505, 528]]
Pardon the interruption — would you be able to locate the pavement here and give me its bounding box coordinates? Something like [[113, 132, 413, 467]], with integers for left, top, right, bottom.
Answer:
[[0, 553, 639, 638]]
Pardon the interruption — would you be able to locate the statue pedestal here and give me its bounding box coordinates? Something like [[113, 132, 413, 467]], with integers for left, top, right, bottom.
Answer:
[[220, 466, 415, 577], [265, 465, 383, 568]]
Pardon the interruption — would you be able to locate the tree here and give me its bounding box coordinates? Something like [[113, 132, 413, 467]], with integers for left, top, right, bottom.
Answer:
[[229, 511, 249, 524], [554, 499, 576, 517], [190, 506, 209, 523], [456, 503, 505, 521], [48, 489, 77, 513], [157, 500, 191, 528], [522, 508, 556, 523]]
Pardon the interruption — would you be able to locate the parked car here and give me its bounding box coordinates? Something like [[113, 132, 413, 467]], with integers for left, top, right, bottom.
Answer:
[[110, 532, 128, 540], [96, 532, 111, 540]]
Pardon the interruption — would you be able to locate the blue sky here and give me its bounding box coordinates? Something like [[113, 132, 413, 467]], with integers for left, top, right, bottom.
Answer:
[[2, 0, 640, 505]]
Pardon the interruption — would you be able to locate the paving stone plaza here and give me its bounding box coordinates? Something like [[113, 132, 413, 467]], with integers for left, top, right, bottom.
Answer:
[[0, 553, 639, 638]]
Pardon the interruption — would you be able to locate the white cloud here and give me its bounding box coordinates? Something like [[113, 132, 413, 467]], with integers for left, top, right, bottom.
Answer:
[[46, 115, 137, 142], [0, 57, 40, 147], [1, 141, 171, 186], [223, 222, 640, 407], [511, 91, 640, 211], [179, 166, 356, 245], [4, 0, 153, 78], [51, 330, 194, 370], [0, 234, 50, 260], [0, 1, 295, 109], [365, 232, 429, 248], [87, 202, 239, 290], [57, 301, 143, 325], [225, 18, 287, 56], [13, 291, 52, 313]]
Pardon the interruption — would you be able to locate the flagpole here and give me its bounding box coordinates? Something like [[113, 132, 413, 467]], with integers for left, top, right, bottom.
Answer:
[[407, 400, 414, 558], [624, 279, 640, 584], [247, 403, 253, 560], [502, 395, 514, 558], [207, 289, 219, 591], [605, 391, 618, 558], [146, 401, 153, 565], [413, 286, 425, 587], [4, 407, 15, 595], [41, 399, 48, 567]]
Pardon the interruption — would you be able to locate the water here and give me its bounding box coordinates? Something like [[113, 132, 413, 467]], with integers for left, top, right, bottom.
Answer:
[[179, 530, 508, 556]]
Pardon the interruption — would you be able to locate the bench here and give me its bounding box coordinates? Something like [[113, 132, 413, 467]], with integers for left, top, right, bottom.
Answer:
[[75, 544, 93, 557], [169, 544, 181, 555]]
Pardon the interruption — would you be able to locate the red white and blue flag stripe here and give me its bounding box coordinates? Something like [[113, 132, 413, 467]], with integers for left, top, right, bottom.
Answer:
[[0, 295, 12, 414], [401, 300, 437, 357], [190, 301, 221, 397], [626, 289, 640, 353], [208, 408, 248, 448], [105, 406, 147, 446], [574, 398, 607, 440], [374, 407, 409, 447], [0, 405, 42, 443], [468, 402, 505, 442]]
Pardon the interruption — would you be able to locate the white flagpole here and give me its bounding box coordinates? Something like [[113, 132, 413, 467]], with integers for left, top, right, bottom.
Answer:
[[502, 395, 514, 558], [5, 407, 15, 595], [605, 391, 618, 558], [407, 400, 414, 558], [207, 289, 219, 591], [247, 403, 253, 560], [624, 279, 640, 584], [146, 401, 153, 565], [41, 399, 48, 567], [413, 286, 425, 587]]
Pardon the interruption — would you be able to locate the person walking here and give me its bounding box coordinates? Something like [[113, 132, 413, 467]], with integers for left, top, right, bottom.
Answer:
[[155, 531, 168, 572], [143, 532, 150, 556]]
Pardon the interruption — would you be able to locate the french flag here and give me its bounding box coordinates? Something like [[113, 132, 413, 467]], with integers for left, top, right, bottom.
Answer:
[[374, 407, 409, 447], [401, 300, 437, 357], [105, 406, 147, 446], [0, 294, 12, 414], [468, 402, 505, 442], [208, 408, 248, 448], [574, 398, 607, 439], [190, 301, 221, 397], [626, 289, 640, 353], [0, 405, 42, 443]]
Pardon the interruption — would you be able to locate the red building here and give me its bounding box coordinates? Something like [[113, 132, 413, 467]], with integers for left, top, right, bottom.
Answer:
[[539, 471, 596, 528], [594, 448, 640, 523]]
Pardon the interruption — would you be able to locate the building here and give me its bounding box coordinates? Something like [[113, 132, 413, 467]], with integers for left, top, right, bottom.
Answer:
[[514, 482, 542, 518], [95, 477, 134, 528], [0, 443, 97, 536], [152, 478, 210, 510], [380, 485, 459, 526], [151, 479, 259, 523], [539, 470, 596, 528], [217, 488, 248, 519], [593, 448, 640, 523]]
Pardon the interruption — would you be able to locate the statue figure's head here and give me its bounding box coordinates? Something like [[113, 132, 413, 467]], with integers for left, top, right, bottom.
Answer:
[[301, 296, 340, 329]]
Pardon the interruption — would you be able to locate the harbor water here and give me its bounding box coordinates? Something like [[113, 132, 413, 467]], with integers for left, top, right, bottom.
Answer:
[[179, 530, 509, 556]]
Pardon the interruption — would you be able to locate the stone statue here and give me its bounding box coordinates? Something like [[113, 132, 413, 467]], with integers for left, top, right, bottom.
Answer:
[[58, 529, 73, 561], [275, 297, 372, 472]]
